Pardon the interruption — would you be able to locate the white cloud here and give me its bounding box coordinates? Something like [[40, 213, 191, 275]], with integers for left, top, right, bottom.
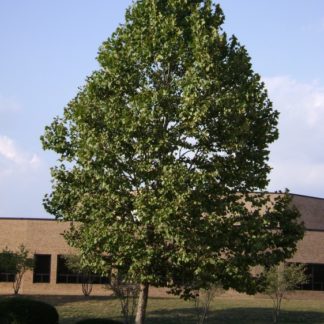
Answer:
[[0, 135, 48, 217], [0, 159, 50, 218], [269, 160, 324, 195], [264, 76, 324, 127], [0, 135, 41, 171], [265, 76, 324, 197]]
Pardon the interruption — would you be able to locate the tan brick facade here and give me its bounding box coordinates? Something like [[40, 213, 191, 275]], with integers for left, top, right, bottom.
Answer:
[[0, 219, 108, 295], [1, 194, 324, 295], [288, 194, 324, 264]]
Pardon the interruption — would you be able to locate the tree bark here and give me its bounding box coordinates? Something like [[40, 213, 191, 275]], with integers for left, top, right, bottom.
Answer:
[[135, 283, 149, 324]]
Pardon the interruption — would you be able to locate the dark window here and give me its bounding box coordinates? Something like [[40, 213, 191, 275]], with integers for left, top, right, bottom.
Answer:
[[56, 255, 76, 283], [33, 254, 51, 283], [0, 272, 15, 282], [56, 255, 109, 284], [0, 253, 15, 282], [0, 252, 16, 282], [92, 274, 110, 285], [297, 263, 324, 291]]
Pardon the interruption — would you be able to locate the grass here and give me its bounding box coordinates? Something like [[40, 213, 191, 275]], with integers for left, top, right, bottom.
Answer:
[[13, 294, 324, 323]]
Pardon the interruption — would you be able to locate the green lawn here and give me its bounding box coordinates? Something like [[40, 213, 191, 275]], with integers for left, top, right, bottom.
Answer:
[[24, 295, 324, 323]]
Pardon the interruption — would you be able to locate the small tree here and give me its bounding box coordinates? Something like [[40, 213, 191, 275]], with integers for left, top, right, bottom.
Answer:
[[12, 245, 34, 295], [263, 263, 308, 323], [193, 284, 224, 324], [0, 245, 33, 295], [109, 271, 140, 324], [64, 254, 93, 296]]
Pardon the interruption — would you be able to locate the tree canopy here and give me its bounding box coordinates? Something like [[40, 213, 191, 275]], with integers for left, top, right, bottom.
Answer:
[[41, 0, 304, 322]]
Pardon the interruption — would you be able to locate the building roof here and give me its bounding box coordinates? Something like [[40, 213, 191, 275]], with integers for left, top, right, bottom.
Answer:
[[1, 193, 324, 230], [291, 194, 324, 230]]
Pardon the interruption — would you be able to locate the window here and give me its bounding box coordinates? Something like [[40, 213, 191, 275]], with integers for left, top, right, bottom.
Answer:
[[92, 273, 110, 285], [33, 254, 51, 283], [56, 255, 109, 284], [299, 263, 324, 291], [56, 255, 79, 284], [0, 272, 15, 282], [0, 251, 16, 282]]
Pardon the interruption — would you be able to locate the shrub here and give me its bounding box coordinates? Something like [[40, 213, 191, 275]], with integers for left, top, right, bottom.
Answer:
[[76, 319, 123, 324], [0, 297, 59, 324]]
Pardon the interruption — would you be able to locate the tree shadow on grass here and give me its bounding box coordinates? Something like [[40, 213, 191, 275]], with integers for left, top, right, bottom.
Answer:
[[4, 294, 117, 307], [147, 307, 324, 324]]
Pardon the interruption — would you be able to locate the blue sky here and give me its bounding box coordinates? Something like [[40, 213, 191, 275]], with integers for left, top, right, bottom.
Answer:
[[0, 1, 324, 218]]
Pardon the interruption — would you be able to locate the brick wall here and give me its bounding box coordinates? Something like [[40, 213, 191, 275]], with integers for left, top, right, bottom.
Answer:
[[1, 194, 324, 295], [0, 218, 108, 295]]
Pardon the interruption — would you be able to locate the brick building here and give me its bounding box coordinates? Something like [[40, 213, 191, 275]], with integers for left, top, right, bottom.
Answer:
[[0, 218, 108, 295], [0, 193, 324, 295]]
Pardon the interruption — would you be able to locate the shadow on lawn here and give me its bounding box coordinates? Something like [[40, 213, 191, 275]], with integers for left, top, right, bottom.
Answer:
[[147, 307, 324, 324], [5, 294, 117, 307]]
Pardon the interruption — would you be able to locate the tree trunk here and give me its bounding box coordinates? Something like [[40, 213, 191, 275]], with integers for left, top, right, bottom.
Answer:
[[135, 283, 149, 324]]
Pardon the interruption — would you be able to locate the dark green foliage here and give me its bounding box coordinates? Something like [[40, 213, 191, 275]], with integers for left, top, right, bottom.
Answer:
[[76, 319, 123, 324], [0, 297, 59, 324]]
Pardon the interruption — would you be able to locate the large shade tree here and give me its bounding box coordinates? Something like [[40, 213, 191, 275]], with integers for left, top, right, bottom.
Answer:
[[41, 1, 304, 323]]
